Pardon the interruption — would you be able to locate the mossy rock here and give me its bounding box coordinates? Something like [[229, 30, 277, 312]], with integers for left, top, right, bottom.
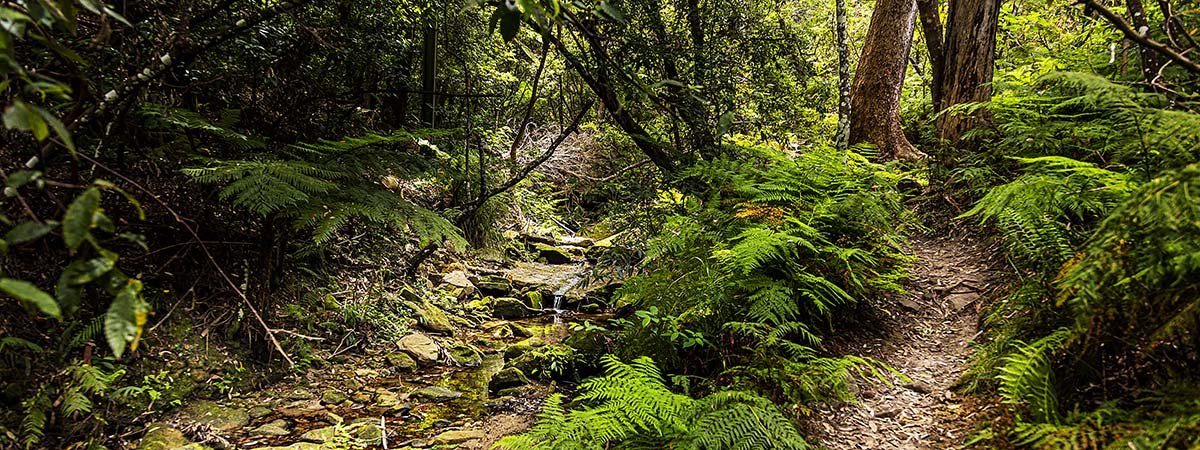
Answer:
[[531, 243, 576, 264], [403, 300, 454, 335], [488, 367, 530, 393], [138, 423, 192, 450], [503, 336, 546, 360], [386, 352, 418, 371], [177, 400, 249, 432], [492, 297, 542, 319], [475, 275, 512, 296], [447, 342, 483, 367]]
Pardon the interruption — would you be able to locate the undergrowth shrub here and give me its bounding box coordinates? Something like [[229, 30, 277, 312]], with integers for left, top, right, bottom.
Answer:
[[959, 71, 1200, 448]]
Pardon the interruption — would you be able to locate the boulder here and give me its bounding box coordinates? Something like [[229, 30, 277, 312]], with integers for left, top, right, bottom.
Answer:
[[386, 352, 418, 371], [404, 300, 454, 335], [433, 429, 487, 445], [532, 243, 577, 264], [138, 423, 191, 450], [397, 333, 440, 365], [178, 400, 249, 432], [446, 342, 483, 367], [247, 405, 272, 419], [250, 419, 291, 437], [413, 385, 462, 403], [492, 297, 542, 320], [504, 336, 546, 360], [475, 275, 513, 296], [441, 271, 474, 289], [488, 367, 530, 392], [320, 389, 347, 405]]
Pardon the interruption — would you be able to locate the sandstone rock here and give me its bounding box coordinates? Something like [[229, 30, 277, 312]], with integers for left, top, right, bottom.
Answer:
[[397, 333, 440, 365], [488, 367, 530, 392], [137, 423, 191, 450], [250, 419, 291, 437], [320, 389, 347, 405], [413, 385, 462, 403], [386, 352, 418, 371], [441, 271, 474, 289], [492, 297, 541, 319], [475, 275, 513, 296], [558, 236, 595, 247], [178, 400, 249, 432], [433, 429, 486, 445]]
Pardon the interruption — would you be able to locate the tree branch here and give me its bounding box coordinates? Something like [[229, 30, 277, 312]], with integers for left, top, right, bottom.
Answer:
[[1080, 0, 1200, 75]]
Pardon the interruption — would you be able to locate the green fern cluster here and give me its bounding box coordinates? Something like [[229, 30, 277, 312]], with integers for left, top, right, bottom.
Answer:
[[960, 72, 1200, 448], [613, 142, 911, 404], [174, 115, 467, 251], [494, 356, 809, 450]]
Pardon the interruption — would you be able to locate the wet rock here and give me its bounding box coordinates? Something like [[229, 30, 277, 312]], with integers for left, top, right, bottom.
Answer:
[[137, 423, 191, 450], [404, 300, 454, 335], [503, 336, 545, 360], [532, 243, 576, 264], [413, 385, 463, 403], [447, 342, 483, 367], [320, 389, 348, 405], [579, 303, 604, 313], [492, 297, 542, 319], [386, 352, 418, 371], [247, 405, 272, 419], [476, 275, 513, 296], [397, 333, 440, 365], [250, 419, 291, 437], [433, 429, 487, 445], [488, 367, 530, 392], [178, 400, 250, 431]]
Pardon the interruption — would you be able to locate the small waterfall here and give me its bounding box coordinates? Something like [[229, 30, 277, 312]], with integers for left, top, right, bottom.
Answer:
[[545, 275, 583, 323]]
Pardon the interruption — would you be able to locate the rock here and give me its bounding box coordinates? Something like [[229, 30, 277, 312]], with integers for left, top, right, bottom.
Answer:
[[532, 243, 576, 264], [247, 405, 272, 419], [903, 380, 933, 394], [447, 342, 483, 367], [386, 352, 418, 371], [277, 399, 324, 417], [504, 336, 545, 360], [897, 297, 922, 312], [476, 275, 513, 296], [521, 233, 558, 246], [397, 333, 440, 365], [404, 300, 454, 335], [347, 419, 384, 446], [178, 400, 249, 431], [558, 236, 595, 247], [256, 445, 321, 450], [492, 297, 542, 320], [564, 329, 608, 371], [510, 343, 579, 381], [299, 426, 337, 443], [320, 389, 348, 405], [285, 388, 312, 400], [250, 419, 291, 437], [947, 292, 980, 311], [488, 367, 529, 392], [441, 271, 475, 289], [580, 303, 604, 314], [413, 385, 462, 403], [138, 423, 191, 450], [433, 429, 487, 445]]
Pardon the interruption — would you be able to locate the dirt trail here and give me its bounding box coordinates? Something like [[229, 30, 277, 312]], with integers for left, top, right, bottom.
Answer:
[[806, 233, 1001, 449]]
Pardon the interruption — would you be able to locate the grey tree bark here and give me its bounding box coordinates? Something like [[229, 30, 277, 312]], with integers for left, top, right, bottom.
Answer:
[[835, 0, 852, 152]]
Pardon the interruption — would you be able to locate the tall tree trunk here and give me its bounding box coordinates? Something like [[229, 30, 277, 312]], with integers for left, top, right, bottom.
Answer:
[[835, 0, 852, 151], [850, 0, 925, 161], [916, 0, 946, 111], [420, 23, 437, 127], [1125, 0, 1161, 84], [935, 0, 1001, 144]]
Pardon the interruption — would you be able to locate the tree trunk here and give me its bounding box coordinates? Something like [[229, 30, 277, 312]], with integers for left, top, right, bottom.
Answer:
[[1125, 0, 1161, 84], [916, 0, 946, 111], [835, 0, 852, 152], [420, 23, 437, 127], [936, 0, 1001, 144], [850, 0, 925, 161]]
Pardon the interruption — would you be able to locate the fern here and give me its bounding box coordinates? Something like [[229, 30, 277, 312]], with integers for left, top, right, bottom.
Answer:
[[996, 328, 1071, 424], [494, 356, 808, 450]]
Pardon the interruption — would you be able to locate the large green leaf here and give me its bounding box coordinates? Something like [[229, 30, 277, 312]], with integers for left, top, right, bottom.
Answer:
[[4, 221, 56, 245], [63, 187, 100, 251], [0, 278, 61, 319], [105, 279, 147, 358], [3, 101, 49, 141]]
